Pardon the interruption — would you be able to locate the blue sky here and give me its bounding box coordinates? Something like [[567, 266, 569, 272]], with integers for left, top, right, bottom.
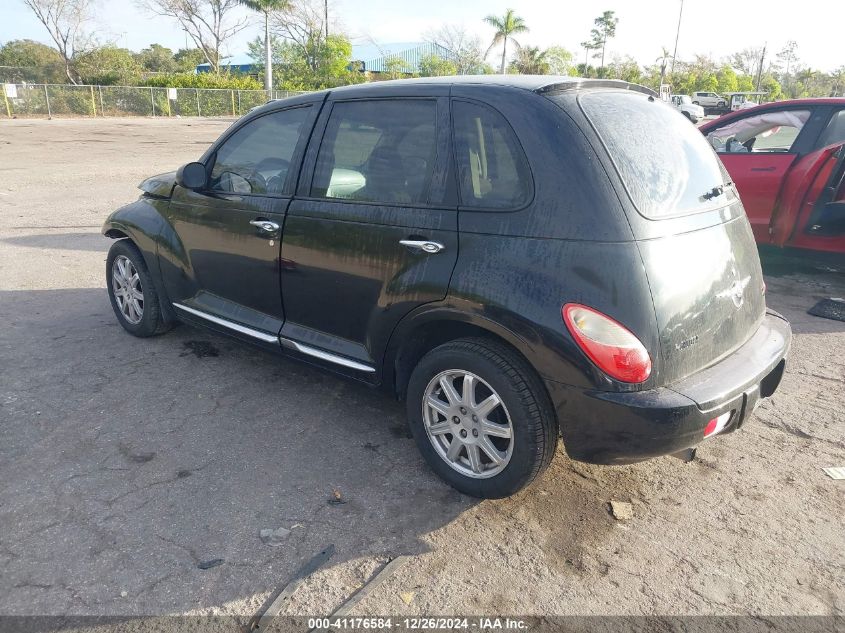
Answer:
[[2, 0, 843, 72]]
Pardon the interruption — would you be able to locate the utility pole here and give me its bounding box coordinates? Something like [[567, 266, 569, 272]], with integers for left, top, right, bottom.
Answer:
[[755, 42, 767, 92], [325, 0, 329, 39], [671, 0, 684, 76]]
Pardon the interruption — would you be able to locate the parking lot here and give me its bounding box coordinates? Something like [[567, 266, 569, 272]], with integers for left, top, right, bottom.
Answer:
[[0, 118, 843, 621]]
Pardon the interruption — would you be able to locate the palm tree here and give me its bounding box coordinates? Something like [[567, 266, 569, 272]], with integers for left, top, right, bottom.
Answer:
[[239, 0, 289, 91], [483, 9, 529, 74], [510, 47, 549, 75], [656, 47, 673, 87]]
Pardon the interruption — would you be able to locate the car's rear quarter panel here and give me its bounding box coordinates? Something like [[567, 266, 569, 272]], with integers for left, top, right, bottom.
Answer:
[[448, 87, 660, 391]]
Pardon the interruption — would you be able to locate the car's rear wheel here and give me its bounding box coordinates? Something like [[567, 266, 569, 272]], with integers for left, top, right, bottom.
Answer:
[[692, 100, 700, 105], [406, 338, 558, 498], [106, 240, 170, 337]]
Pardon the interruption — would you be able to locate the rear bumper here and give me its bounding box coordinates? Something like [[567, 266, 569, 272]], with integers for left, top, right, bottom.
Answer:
[[547, 310, 792, 464]]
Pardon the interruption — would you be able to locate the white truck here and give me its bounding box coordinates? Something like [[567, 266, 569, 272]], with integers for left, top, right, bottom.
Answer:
[[670, 94, 705, 123]]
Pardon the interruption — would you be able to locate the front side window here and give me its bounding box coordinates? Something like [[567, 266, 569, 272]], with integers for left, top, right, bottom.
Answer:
[[210, 106, 311, 195], [452, 100, 531, 209], [311, 99, 437, 205], [706, 109, 811, 154]]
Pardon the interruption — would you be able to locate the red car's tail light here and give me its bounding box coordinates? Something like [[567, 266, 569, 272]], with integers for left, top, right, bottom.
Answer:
[[562, 303, 652, 383]]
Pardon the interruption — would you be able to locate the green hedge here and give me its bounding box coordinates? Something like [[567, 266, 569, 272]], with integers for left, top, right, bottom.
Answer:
[[140, 73, 263, 90]]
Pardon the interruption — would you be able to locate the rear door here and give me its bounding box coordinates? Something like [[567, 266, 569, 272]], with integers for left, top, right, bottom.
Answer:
[[279, 94, 457, 374], [704, 108, 812, 242], [161, 104, 317, 341]]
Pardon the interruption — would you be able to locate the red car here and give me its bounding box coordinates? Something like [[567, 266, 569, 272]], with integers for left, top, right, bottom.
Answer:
[[700, 98, 845, 257]]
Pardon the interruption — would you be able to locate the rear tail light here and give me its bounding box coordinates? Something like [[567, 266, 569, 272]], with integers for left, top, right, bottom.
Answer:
[[562, 303, 652, 383], [703, 411, 732, 438]]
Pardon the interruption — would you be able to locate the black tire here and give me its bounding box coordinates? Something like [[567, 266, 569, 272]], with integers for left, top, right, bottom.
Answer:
[[692, 100, 700, 105], [406, 338, 558, 498], [106, 239, 171, 337], [682, 110, 692, 120]]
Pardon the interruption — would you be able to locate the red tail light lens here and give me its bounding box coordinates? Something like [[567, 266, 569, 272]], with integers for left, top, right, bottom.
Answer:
[[703, 411, 732, 438], [562, 303, 652, 383]]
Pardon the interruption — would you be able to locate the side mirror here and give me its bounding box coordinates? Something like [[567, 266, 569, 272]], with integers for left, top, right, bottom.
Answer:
[[176, 162, 208, 190]]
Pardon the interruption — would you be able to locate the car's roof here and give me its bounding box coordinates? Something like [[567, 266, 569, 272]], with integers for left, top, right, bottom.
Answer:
[[330, 74, 651, 93], [254, 76, 655, 115], [700, 97, 845, 131]]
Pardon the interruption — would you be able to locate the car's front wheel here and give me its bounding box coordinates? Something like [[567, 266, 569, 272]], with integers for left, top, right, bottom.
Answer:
[[106, 240, 170, 337], [406, 338, 558, 498]]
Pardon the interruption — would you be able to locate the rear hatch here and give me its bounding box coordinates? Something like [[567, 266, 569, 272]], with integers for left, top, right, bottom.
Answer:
[[573, 89, 766, 385]]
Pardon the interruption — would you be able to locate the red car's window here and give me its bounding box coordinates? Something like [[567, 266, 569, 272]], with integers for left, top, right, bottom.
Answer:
[[817, 110, 845, 149], [706, 110, 810, 154]]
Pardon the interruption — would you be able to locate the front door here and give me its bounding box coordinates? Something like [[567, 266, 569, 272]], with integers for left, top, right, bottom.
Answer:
[[160, 105, 317, 340], [704, 108, 811, 242], [280, 96, 457, 373]]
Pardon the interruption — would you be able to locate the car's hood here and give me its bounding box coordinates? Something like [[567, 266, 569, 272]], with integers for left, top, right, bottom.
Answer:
[[138, 171, 177, 198]]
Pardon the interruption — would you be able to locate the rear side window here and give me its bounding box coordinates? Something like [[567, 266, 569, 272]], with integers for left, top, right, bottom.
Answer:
[[452, 100, 531, 209], [210, 106, 310, 195], [311, 99, 437, 205], [576, 91, 732, 219]]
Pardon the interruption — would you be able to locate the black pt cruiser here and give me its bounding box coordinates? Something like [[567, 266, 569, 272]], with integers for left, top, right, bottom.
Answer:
[[103, 76, 791, 498]]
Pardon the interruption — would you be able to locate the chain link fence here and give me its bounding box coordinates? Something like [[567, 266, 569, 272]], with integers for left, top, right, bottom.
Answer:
[[1, 83, 308, 119]]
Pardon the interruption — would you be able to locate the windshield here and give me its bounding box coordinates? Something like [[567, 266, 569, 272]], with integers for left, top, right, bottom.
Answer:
[[679, 95, 692, 104], [573, 90, 734, 219]]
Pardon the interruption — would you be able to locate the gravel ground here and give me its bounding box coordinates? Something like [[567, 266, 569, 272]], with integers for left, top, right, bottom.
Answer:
[[0, 118, 843, 623]]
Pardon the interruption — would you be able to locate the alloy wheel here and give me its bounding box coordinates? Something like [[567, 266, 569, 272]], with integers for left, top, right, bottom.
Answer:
[[111, 255, 144, 325], [422, 369, 514, 479]]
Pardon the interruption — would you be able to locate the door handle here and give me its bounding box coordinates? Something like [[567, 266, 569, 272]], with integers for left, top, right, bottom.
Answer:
[[399, 239, 445, 254], [250, 219, 280, 232]]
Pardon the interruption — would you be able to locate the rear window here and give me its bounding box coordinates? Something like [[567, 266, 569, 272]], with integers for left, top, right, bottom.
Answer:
[[576, 91, 733, 219]]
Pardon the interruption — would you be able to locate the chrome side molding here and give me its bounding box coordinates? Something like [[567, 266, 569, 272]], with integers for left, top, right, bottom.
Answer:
[[173, 303, 279, 343], [279, 337, 376, 373], [172, 303, 376, 373]]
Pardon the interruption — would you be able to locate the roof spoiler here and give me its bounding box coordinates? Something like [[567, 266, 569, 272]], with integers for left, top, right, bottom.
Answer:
[[536, 80, 657, 98]]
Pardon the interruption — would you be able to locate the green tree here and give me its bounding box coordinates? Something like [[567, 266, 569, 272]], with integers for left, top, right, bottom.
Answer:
[[715, 64, 739, 93], [655, 47, 672, 87], [545, 46, 575, 76], [74, 46, 143, 85], [509, 47, 549, 75], [418, 54, 457, 77], [483, 8, 528, 74], [579, 40, 600, 74], [141, 0, 249, 74], [382, 56, 411, 79], [21, 0, 95, 83], [589, 10, 618, 75], [0, 39, 66, 83], [174, 48, 206, 72], [239, 0, 289, 90], [607, 55, 641, 83], [135, 43, 177, 73], [258, 33, 363, 90]]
